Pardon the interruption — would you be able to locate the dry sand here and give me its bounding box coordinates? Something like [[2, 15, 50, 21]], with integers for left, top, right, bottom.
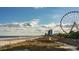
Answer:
[[0, 37, 39, 48]]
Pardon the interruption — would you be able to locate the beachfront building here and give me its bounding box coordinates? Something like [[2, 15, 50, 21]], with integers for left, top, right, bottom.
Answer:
[[48, 29, 52, 36]]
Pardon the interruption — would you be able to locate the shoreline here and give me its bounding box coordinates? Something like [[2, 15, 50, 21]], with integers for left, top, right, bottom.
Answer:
[[0, 36, 40, 40]]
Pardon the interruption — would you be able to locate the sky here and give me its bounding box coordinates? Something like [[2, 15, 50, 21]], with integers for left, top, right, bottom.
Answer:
[[0, 7, 79, 36], [0, 7, 79, 24]]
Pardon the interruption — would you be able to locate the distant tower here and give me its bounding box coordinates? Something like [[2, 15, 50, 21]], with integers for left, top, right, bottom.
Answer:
[[48, 29, 52, 36]]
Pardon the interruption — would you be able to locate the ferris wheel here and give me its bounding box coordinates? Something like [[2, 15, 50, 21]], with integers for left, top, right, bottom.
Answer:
[[60, 11, 79, 33]]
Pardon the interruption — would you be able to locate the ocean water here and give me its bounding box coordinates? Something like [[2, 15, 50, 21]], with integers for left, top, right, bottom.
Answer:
[[0, 36, 40, 40]]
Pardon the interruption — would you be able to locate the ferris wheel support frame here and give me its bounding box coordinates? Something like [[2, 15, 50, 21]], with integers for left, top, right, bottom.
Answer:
[[60, 11, 79, 33]]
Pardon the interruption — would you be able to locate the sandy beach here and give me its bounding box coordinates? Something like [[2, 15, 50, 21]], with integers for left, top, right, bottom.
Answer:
[[0, 36, 77, 51], [0, 36, 40, 50]]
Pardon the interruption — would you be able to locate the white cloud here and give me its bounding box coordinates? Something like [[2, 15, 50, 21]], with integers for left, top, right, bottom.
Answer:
[[0, 19, 42, 36], [0, 18, 76, 35], [41, 23, 57, 29], [30, 19, 39, 27], [0, 19, 40, 27]]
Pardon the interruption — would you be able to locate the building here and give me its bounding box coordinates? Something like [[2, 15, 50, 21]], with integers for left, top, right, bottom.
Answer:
[[48, 29, 52, 36]]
